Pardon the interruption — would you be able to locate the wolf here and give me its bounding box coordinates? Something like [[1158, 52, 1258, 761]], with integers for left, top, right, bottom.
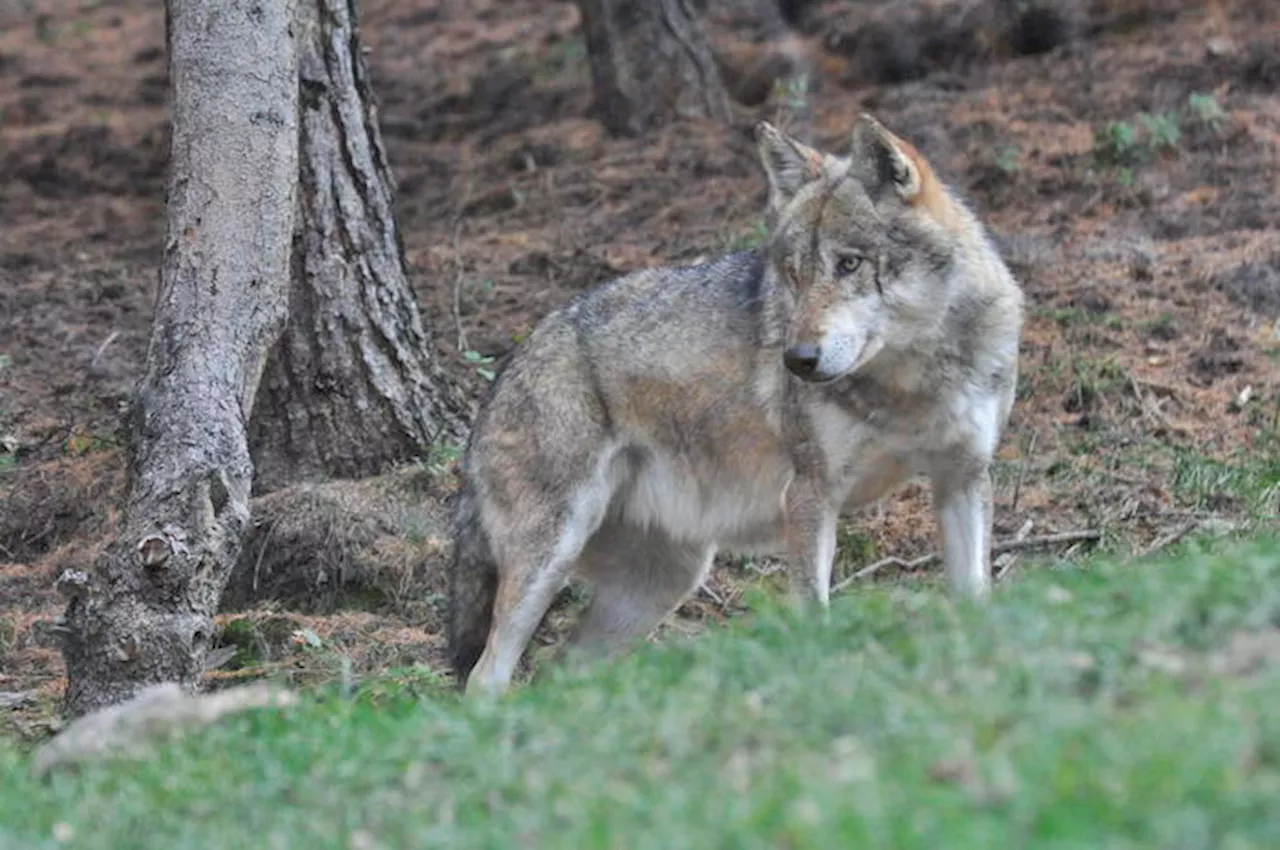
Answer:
[[449, 114, 1024, 696]]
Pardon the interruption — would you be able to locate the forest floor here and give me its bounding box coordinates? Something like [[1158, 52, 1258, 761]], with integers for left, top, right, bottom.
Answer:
[[1, 0, 1278, 733]]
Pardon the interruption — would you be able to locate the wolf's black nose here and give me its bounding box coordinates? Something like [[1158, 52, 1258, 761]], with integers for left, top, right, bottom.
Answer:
[[784, 344, 821, 378]]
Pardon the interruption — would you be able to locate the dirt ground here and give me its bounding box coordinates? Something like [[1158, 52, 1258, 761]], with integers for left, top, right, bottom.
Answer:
[[1, 0, 1278, 732]]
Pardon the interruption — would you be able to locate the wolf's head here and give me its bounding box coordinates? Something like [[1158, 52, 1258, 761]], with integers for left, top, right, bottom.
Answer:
[[757, 115, 969, 383]]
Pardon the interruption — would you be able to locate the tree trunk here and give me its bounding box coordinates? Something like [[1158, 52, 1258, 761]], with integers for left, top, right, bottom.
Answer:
[[59, 0, 298, 717], [577, 0, 732, 136], [247, 0, 467, 494]]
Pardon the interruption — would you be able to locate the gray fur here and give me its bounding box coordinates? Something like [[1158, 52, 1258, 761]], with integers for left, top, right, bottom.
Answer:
[[449, 115, 1025, 695]]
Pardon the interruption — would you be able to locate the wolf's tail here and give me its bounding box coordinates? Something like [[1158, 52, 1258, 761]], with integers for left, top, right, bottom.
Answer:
[[448, 481, 498, 688]]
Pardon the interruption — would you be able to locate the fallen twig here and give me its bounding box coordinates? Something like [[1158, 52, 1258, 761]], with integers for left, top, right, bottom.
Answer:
[[1098, 468, 1152, 488], [698, 582, 724, 606], [993, 529, 1101, 555], [90, 330, 120, 369], [1130, 376, 1186, 399], [451, 224, 468, 355], [833, 529, 1102, 594], [1139, 520, 1199, 558], [1129, 375, 1191, 437], [1010, 431, 1037, 515], [832, 553, 938, 592], [450, 180, 474, 356], [995, 518, 1035, 582]]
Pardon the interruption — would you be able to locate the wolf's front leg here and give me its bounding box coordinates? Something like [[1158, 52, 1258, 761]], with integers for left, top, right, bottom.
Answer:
[[930, 464, 994, 598], [783, 479, 839, 609]]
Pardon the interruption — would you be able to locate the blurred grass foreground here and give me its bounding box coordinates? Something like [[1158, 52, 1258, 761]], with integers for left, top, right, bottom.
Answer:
[[4, 535, 1280, 849]]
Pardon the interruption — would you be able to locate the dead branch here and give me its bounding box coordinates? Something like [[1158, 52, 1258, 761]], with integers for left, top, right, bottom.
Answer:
[[450, 180, 473, 356], [1128, 375, 1192, 437], [1010, 430, 1038, 514], [1139, 520, 1199, 558], [995, 518, 1036, 581], [833, 529, 1102, 594]]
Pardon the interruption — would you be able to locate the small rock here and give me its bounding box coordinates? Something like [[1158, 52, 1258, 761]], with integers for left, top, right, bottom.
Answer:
[[1230, 385, 1253, 411], [0, 691, 34, 710], [1205, 37, 1235, 58], [32, 682, 297, 777]]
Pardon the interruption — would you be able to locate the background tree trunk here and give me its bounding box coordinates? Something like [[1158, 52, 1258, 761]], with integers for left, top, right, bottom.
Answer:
[[247, 0, 468, 494], [577, 0, 732, 136], [59, 0, 298, 717]]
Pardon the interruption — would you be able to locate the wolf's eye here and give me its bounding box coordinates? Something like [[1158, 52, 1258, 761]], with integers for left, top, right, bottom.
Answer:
[[835, 255, 863, 277]]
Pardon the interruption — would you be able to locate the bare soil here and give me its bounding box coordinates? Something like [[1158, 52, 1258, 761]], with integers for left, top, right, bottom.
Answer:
[[2, 0, 1277, 732]]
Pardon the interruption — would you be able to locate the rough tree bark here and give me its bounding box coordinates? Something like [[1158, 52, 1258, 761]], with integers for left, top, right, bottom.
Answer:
[[247, 0, 467, 494], [576, 0, 732, 136], [59, 0, 298, 717]]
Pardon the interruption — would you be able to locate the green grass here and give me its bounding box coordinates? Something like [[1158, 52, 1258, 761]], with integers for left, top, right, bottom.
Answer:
[[5, 539, 1280, 848], [722, 219, 770, 252], [1170, 437, 1280, 516]]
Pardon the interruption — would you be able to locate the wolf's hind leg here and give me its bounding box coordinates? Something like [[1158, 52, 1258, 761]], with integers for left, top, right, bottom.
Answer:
[[569, 522, 714, 656], [465, 474, 615, 697]]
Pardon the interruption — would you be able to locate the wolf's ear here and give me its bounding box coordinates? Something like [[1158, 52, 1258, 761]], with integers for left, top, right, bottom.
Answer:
[[850, 114, 923, 202], [756, 121, 823, 207]]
